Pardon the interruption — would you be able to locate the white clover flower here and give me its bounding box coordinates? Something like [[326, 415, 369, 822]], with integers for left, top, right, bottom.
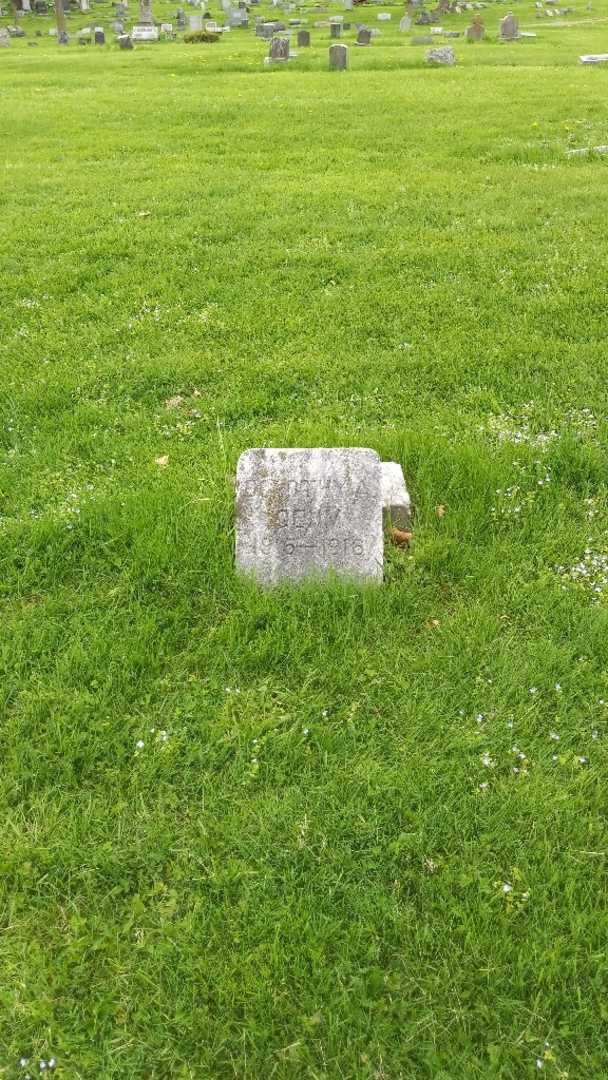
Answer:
[[549, 732, 560, 741], [529, 687, 537, 694], [302, 727, 309, 736], [481, 751, 495, 768], [502, 883, 512, 894], [136, 739, 144, 749], [555, 683, 562, 692]]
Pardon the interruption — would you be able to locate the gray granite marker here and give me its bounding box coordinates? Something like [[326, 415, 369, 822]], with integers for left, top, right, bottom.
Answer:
[[235, 448, 383, 585]]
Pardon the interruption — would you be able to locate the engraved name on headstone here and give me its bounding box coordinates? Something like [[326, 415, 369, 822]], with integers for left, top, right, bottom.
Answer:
[[235, 448, 383, 585]]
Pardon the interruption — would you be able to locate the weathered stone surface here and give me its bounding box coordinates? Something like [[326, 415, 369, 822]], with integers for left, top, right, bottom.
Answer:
[[329, 41, 348, 66], [399, 14, 412, 30], [235, 448, 383, 585], [425, 43, 456, 62], [269, 34, 289, 59], [355, 26, 371, 44], [381, 462, 412, 531], [297, 28, 310, 44], [499, 11, 518, 39], [330, 20, 341, 35]]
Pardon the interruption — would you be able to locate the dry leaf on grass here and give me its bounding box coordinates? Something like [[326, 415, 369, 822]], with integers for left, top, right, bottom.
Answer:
[[436, 505, 446, 518], [165, 395, 185, 410], [154, 455, 169, 468], [388, 527, 413, 548]]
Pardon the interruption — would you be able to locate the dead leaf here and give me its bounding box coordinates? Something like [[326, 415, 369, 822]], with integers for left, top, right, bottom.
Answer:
[[192, 388, 202, 398], [388, 527, 413, 548], [165, 395, 185, 410], [436, 505, 446, 518], [137, 210, 151, 218], [426, 619, 441, 630], [154, 455, 169, 468]]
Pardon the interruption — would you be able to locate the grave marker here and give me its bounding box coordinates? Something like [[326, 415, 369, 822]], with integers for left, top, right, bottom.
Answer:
[[235, 449, 383, 585]]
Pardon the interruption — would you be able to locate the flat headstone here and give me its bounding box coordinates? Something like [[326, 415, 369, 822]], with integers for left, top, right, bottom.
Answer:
[[412, 33, 432, 42], [426, 43, 455, 62], [132, 22, 159, 36], [235, 448, 383, 585], [579, 53, 608, 63], [329, 40, 348, 66]]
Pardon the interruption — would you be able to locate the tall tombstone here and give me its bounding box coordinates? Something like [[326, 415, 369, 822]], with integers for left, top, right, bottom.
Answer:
[[499, 11, 518, 38], [80, 0, 90, 10], [189, 13, 202, 27], [356, 26, 371, 44], [235, 449, 383, 586], [330, 20, 340, 35], [329, 41, 348, 67], [269, 34, 289, 59], [139, 0, 154, 24], [399, 13, 411, 28], [465, 13, 483, 38], [297, 27, 310, 44]]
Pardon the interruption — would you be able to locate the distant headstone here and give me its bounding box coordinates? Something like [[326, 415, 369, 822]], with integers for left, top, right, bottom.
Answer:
[[269, 34, 289, 59], [139, 0, 154, 23], [80, 0, 90, 9], [189, 12, 202, 26], [297, 28, 310, 44], [499, 11, 518, 38], [579, 52, 608, 63], [330, 20, 340, 35], [177, 8, 186, 25], [399, 14, 411, 29], [412, 33, 432, 42], [415, 9, 431, 22], [355, 26, 371, 43], [235, 449, 383, 585], [94, 25, 105, 41], [118, 31, 133, 44], [465, 14, 483, 37], [329, 40, 348, 66], [111, 18, 124, 30], [377, 10, 391, 18], [22, 0, 32, 11], [426, 43, 455, 61], [132, 22, 158, 36], [0, 27, 9, 46]]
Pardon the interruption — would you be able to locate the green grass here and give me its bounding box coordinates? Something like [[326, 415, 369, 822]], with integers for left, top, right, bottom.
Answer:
[[1, 4, 608, 1077]]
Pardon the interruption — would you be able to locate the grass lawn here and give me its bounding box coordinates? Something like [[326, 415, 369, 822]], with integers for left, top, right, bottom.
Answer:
[[1, 4, 608, 1076]]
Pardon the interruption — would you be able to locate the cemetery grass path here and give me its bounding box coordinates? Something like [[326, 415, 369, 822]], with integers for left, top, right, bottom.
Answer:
[[1, 12, 608, 1078]]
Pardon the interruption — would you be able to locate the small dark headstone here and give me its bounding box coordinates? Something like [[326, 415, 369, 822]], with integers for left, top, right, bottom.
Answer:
[[297, 27, 310, 44], [94, 26, 105, 42], [330, 20, 340, 36], [355, 26, 371, 44], [118, 31, 133, 46]]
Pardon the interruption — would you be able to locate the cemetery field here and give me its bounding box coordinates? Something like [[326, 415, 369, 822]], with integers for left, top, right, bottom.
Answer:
[[2, 16, 608, 1078]]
